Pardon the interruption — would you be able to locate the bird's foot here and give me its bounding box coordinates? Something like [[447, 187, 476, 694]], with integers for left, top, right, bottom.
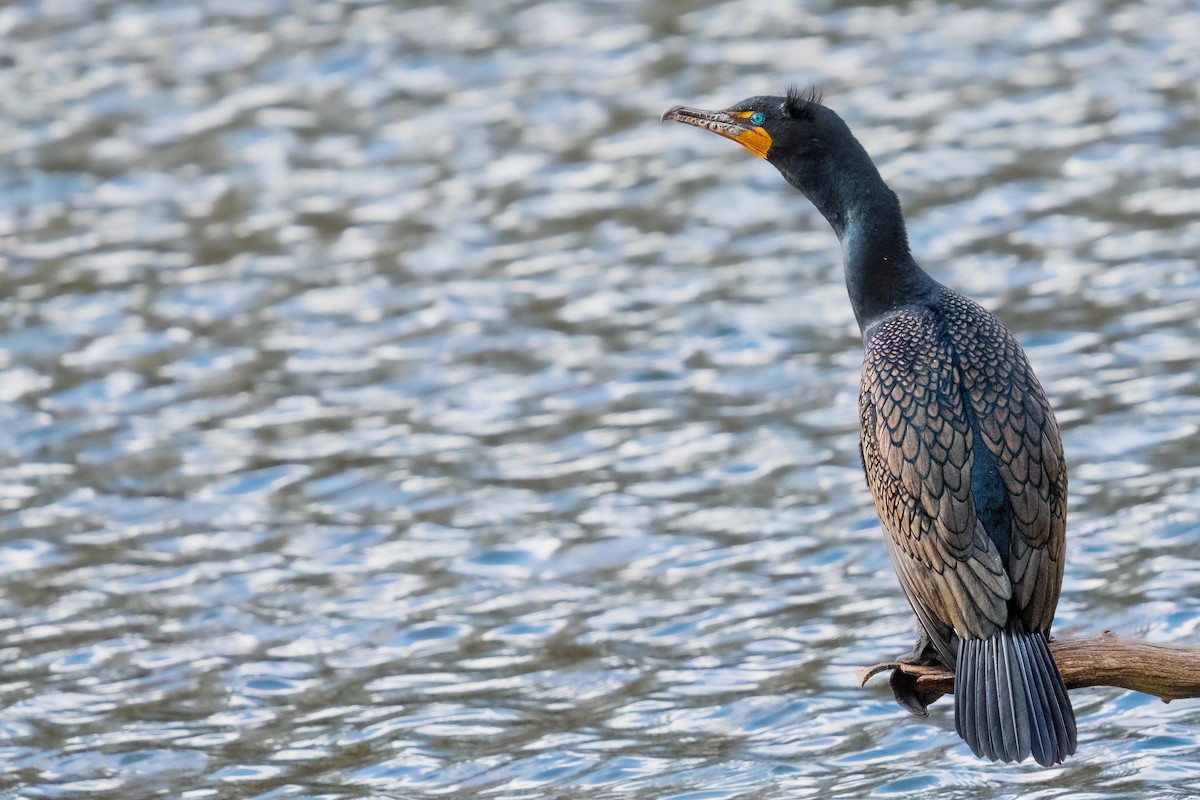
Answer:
[[889, 667, 944, 717], [889, 635, 946, 716]]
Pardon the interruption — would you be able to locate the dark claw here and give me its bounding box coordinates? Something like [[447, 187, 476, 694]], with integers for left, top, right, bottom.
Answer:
[[889, 667, 945, 717], [887, 621, 949, 716]]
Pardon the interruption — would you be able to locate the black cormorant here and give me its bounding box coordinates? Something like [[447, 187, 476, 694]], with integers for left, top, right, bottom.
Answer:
[[663, 86, 1077, 766]]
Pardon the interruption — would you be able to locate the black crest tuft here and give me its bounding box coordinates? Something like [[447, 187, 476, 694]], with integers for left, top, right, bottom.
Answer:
[[783, 83, 824, 120]]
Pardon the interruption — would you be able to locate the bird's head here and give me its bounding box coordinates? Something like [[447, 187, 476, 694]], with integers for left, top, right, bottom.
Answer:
[[661, 85, 833, 163], [662, 85, 883, 233]]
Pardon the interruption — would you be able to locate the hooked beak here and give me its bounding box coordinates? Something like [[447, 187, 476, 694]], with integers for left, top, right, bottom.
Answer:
[[661, 105, 773, 159]]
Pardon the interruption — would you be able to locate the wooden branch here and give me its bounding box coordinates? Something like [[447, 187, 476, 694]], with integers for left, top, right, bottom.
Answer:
[[857, 631, 1200, 703]]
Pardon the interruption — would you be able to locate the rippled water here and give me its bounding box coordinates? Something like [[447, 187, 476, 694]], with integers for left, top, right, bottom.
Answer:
[[1, 0, 1199, 797]]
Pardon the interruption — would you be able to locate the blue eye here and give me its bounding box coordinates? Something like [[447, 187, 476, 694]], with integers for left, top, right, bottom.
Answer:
[[750, 111, 765, 125]]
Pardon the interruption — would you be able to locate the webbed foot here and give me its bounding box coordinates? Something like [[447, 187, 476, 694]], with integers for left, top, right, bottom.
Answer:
[[889, 668, 944, 717], [889, 624, 946, 716]]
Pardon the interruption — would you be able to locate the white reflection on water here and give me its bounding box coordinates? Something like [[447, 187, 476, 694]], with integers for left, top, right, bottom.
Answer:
[[0, 0, 1199, 797]]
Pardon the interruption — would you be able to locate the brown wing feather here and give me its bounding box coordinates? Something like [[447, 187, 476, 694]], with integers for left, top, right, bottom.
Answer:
[[941, 294, 1068, 633], [860, 310, 1011, 660]]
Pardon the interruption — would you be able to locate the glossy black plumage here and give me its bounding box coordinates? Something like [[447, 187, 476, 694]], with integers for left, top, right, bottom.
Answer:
[[665, 90, 1077, 764]]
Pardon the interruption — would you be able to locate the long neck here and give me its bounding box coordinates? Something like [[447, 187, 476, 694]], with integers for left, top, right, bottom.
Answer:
[[837, 185, 937, 333], [785, 145, 938, 334]]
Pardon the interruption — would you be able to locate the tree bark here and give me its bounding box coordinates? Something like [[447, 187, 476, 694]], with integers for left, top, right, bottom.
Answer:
[[856, 631, 1200, 703]]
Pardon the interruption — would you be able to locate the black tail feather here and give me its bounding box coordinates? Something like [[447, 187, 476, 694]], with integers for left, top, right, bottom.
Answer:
[[982, 636, 1004, 758], [954, 627, 1077, 766], [954, 636, 972, 744], [1030, 629, 1078, 763], [1014, 631, 1055, 764], [992, 634, 1019, 759], [973, 637, 993, 759]]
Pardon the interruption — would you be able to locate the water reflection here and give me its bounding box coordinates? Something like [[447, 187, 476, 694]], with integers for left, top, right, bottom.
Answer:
[[1, 0, 1199, 796]]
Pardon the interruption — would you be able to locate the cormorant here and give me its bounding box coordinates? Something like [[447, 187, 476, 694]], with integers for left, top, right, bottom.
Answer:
[[663, 86, 1077, 766]]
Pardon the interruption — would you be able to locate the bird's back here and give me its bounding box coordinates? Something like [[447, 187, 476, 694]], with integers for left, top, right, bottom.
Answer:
[[860, 288, 1067, 646], [932, 288, 1068, 636]]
